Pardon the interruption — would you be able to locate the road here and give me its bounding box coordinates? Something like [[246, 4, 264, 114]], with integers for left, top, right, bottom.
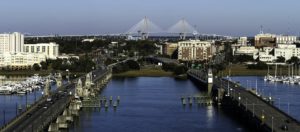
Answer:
[[215, 78, 300, 132], [1, 68, 109, 132]]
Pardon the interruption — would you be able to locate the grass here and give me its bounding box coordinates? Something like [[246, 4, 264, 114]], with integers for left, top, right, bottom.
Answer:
[[113, 68, 174, 77], [219, 64, 296, 76]]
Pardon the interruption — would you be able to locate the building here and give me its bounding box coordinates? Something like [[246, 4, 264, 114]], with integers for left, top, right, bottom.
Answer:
[[163, 43, 178, 56], [276, 35, 297, 44], [274, 44, 300, 61], [254, 33, 276, 47], [0, 32, 24, 53], [24, 42, 59, 59], [253, 44, 300, 62], [233, 46, 258, 56], [178, 40, 214, 61], [0, 52, 46, 70], [237, 37, 247, 46]]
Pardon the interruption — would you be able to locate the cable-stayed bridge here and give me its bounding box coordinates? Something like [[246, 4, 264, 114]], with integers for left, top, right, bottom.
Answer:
[[126, 17, 198, 40]]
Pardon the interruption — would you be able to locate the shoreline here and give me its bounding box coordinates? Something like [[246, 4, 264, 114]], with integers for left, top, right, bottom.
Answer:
[[219, 64, 292, 77], [113, 69, 174, 77], [0, 70, 86, 77]]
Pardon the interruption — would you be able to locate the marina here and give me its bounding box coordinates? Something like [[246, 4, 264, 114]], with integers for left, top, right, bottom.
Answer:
[[264, 64, 300, 84], [0, 74, 55, 95]]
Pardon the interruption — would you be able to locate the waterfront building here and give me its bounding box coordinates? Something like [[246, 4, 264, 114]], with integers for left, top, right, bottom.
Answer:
[[178, 40, 214, 61], [276, 35, 297, 44], [253, 44, 300, 62], [274, 44, 300, 61], [0, 32, 24, 53], [0, 52, 46, 70], [24, 42, 59, 59]]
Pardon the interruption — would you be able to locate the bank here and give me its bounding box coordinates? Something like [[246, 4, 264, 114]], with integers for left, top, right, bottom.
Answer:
[[113, 68, 174, 77], [219, 64, 293, 76]]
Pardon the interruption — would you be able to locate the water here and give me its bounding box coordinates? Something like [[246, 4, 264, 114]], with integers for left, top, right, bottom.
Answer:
[[69, 77, 248, 132], [0, 76, 62, 127], [230, 76, 300, 121]]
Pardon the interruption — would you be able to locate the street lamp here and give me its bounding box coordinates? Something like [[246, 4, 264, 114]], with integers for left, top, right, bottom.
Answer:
[[253, 103, 255, 117], [278, 98, 281, 109], [238, 93, 241, 106], [66, 69, 70, 83], [246, 98, 248, 111], [271, 116, 274, 132]]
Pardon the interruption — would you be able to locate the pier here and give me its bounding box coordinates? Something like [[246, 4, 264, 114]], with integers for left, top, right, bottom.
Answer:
[[188, 69, 300, 132]]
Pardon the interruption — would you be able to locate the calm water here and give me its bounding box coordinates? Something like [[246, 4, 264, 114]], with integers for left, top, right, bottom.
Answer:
[[230, 76, 300, 121], [0, 76, 61, 127], [69, 77, 248, 132]]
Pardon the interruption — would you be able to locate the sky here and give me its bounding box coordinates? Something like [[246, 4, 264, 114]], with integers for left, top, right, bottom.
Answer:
[[0, 0, 299, 36]]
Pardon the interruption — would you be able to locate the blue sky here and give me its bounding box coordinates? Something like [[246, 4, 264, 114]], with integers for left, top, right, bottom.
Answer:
[[0, 0, 299, 36]]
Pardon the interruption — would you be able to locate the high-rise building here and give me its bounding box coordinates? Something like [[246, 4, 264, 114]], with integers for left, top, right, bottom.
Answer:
[[178, 40, 214, 61], [0, 32, 24, 53]]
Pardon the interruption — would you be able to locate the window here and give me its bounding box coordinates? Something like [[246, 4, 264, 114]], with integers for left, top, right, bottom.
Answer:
[[42, 46, 45, 52], [31, 46, 34, 53]]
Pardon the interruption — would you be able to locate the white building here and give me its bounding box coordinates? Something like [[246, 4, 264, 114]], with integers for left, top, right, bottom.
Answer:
[[274, 44, 300, 61], [0, 32, 24, 53], [178, 40, 214, 61], [253, 44, 300, 62], [24, 42, 59, 59], [0, 52, 46, 69], [276, 35, 297, 44], [237, 37, 247, 46], [233, 46, 258, 56], [253, 49, 275, 62]]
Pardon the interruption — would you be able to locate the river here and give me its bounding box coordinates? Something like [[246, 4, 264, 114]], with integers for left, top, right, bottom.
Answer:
[[69, 77, 248, 132]]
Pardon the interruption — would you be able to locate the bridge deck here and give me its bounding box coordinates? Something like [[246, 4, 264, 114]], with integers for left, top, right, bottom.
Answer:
[[215, 78, 300, 132], [1, 69, 109, 132]]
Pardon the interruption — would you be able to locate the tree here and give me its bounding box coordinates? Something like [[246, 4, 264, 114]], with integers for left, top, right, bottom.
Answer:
[[287, 56, 299, 64], [40, 61, 48, 70], [173, 65, 187, 75], [276, 56, 285, 63], [33, 63, 41, 71], [126, 60, 140, 70]]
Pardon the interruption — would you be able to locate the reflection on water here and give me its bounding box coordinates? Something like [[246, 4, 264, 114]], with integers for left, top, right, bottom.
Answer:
[[69, 77, 249, 132]]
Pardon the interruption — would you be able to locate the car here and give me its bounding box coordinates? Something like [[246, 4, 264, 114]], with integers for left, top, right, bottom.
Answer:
[[281, 125, 288, 131], [46, 97, 52, 102], [37, 104, 42, 108], [26, 113, 32, 117]]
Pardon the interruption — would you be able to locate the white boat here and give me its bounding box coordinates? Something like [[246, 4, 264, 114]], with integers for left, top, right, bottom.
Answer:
[[0, 85, 13, 95]]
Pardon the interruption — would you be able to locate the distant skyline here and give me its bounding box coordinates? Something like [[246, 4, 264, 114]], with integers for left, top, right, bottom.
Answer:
[[0, 0, 300, 36]]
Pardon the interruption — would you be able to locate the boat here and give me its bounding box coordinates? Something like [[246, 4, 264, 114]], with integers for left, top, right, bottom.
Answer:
[[0, 85, 13, 95]]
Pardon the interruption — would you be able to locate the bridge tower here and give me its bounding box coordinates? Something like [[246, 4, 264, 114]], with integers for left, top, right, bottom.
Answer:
[[168, 19, 198, 40], [75, 79, 83, 98], [56, 73, 62, 88], [207, 68, 213, 95], [85, 73, 92, 88], [126, 17, 163, 40]]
